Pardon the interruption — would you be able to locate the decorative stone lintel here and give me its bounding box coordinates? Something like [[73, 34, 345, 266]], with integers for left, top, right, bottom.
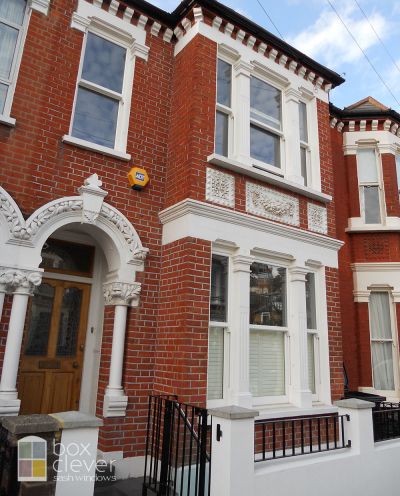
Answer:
[[103, 281, 141, 307], [0, 267, 42, 295], [28, 0, 51, 16], [103, 394, 128, 418], [288, 266, 309, 282], [232, 254, 254, 273]]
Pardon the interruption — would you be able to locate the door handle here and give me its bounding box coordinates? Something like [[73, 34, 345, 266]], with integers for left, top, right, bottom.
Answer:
[[72, 361, 79, 369]]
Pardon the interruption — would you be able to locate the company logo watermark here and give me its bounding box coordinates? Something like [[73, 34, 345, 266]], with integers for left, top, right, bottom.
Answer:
[[17, 436, 116, 483]]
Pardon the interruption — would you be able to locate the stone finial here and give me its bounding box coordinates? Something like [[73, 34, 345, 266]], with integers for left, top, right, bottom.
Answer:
[[84, 174, 102, 189]]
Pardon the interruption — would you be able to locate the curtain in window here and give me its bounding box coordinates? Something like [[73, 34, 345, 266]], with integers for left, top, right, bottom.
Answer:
[[207, 327, 224, 400], [370, 292, 395, 390]]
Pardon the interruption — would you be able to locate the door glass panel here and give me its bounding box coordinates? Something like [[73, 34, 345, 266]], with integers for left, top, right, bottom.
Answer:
[[56, 287, 83, 357], [40, 238, 94, 276], [25, 283, 55, 356]]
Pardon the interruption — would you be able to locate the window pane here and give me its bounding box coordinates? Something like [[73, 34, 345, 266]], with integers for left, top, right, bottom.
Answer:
[[250, 77, 281, 129], [300, 146, 307, 186], [0, 21, 19, 79], [210, 254, 228, 322], [372, 342, 394, 390], [72, 87, 119, 148], [0, 82, 7, 113], [306, 273, 317, 330], [363, 186, 381, 224], [299, 101, 308, 142], [0, 0, 26, 25], [207, 327, 224, 400], [82, 33, 126, 93], [215, 111, 228, 156], [370, 292, 392, 339], [307, 333, 316, 394], [250, 330, 285, 396], [40, 239, 95, 276], [250, 263, 286, 327], [357, 149, 378, 183], [56, 287, 83, 357], [217, 59, 231, 107], [250, 124, 280, 168], [25, 283, 55, 356]]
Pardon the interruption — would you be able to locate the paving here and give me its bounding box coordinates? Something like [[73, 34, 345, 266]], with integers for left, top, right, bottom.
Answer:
[[94, 477, 156, 496]]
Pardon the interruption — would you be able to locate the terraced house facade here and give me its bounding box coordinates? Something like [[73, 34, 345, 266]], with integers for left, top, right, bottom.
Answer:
[[0, 0, 384, 481]]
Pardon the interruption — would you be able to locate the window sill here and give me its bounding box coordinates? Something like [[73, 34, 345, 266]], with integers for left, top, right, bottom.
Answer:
[[346, 216, 400, 232], [62, 135, 131, 161], [207, 153, 331, 203], [255, 403, 338, 421], [0, 114, 16, 127]]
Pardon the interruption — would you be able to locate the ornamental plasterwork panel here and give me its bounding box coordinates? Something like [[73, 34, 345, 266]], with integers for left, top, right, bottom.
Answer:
[[0, 267, 42, 294], [308, 204, 328, 235], [206, 168, 235, 208], [246, 183, 299, 226]]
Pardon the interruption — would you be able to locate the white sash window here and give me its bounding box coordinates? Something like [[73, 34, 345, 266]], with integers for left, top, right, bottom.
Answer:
[[357, 148, 383, 224]]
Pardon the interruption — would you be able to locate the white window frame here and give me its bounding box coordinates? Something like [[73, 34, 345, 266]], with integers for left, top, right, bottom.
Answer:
[[368, 290, 399, 394], [249, 259, 290, 406], [299, 100, 310, 187], [65, 20, 135, 158], [357, 147, 386, 225], [207, 252, 231, 408], [305, 270, 321, 401], [0, 0, 30, 126], [215, 56, 234, 158]]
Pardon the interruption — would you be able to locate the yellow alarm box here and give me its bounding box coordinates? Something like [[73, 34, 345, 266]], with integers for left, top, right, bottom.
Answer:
[[128, 167, 149, 191]]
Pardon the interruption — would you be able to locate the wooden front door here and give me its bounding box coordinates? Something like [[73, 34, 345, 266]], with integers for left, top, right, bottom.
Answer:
[[19, 279, 90, 414]]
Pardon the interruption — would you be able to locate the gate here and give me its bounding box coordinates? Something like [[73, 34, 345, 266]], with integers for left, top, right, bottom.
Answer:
[[142, 395, 211, 496]]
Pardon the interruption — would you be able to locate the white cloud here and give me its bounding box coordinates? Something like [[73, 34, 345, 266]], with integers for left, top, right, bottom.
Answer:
[[289, 3, 388, 68]]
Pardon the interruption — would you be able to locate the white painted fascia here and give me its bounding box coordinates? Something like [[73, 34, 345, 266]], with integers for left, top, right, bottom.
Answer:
[[159, 199, 343, 267], [343, 130, 400, 155], [174, 20, 329, 103]]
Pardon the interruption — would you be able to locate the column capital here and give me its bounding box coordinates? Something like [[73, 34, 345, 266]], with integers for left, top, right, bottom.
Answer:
[[233, 59, 253, 77], [288, 266, 309, 283], [285, 87, 302, 103], [0, 267, 42, 295], [232, 254, 255, 273], [103, 281, 141, 307]]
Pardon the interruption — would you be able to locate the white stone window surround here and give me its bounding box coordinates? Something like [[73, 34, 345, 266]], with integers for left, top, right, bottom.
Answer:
[[0, 0, 51, 127], [344, 132, 400, 232], [175, 19, 326, 199], [352, 263, 400, 399], [63, 0, 149, 161]]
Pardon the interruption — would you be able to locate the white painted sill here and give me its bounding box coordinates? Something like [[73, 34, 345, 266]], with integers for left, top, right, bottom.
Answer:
[[346, 216, 400, 233], [208, 153, 332, 203], [0, 114, 16, 127], [62, 135, 131, 161], [255, 403, 338, 421]]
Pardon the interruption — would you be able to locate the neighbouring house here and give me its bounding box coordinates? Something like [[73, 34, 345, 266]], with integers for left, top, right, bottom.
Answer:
[[1, 0, 398, 488]]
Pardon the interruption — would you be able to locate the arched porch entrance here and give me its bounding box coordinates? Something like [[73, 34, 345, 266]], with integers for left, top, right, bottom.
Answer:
[[0, 174, 148, 418]]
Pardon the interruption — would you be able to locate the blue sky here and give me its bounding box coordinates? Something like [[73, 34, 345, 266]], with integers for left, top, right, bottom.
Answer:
[[151, 0, 400, 111]]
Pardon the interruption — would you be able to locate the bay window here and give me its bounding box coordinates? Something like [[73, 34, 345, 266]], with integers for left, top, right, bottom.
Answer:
[[0, 0, 27, 119], [357, 148, 383, 224], [249, 263, 287, 399], [207, 254, 229, 401], [250, 77, 282, 169], [369, 292, 396, 391]]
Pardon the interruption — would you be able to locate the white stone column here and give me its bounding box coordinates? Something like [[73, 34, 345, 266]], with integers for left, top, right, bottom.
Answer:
[[285, 88, 303, 184], [103, 281, 141, 418], [0, 268, 42, 415], [0, 284, 6, 322], [288, 266, 312, 409], [230, 254, 254, 408], [233, 60, 252, 164]]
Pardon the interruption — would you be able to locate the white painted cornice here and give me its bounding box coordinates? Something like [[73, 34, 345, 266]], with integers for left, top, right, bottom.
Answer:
[[28, 0, 51, 16], [159, 199, 343, 252], [351, 262, 400, 272]]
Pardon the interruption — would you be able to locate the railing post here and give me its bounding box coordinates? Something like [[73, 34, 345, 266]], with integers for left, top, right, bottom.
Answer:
[[198, 409, 209, 496], [209, 406, 258, 496], [159, 399, 173, 495], [335, 398, 375, 453]]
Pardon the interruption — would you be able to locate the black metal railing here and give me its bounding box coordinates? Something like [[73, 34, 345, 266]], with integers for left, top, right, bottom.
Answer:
[[373, 402, 400, 442], [0, 424, 19, 496], [254, 413, 351, 462], [143, 395, 211, 496]]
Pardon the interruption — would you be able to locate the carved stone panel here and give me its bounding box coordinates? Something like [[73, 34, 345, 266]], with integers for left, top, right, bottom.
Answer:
[[246, 183, 299, 226], [206, 168, 235, 208], [308, 204, 328, 234]]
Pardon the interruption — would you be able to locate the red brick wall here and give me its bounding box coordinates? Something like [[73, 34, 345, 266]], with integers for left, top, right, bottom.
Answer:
[[382, 153, 400, 218], [155, 237, 211, 406], [326, 267, 344, 401]]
